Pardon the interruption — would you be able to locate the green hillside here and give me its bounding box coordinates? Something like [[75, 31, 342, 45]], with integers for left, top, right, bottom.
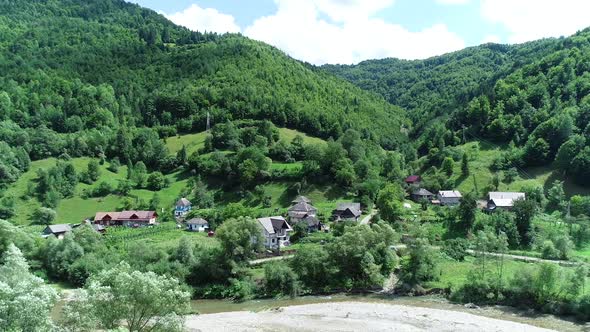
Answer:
[[323, 40, 559, 131], [0, 0, 407, 161]]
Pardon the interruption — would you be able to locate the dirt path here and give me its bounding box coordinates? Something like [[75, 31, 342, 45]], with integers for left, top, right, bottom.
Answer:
[[250, 243, 580, 266], [185, 301, 555, 332], [360, 208, 378, 225]]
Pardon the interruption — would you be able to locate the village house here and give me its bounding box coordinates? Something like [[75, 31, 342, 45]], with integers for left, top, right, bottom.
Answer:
[[42, 224, 72, 239], [486, 192, 526, 211], [174, 198, 192, 218], [186, 217, 209, 232], [291, 195, 312, 204], [288, 196, 321, 231], [256, 216, 293, 250], [411, 188, 434, 202], [405, 175, 421, 185], [332, 202, 362, 222], [438, 190, 462, 206], [94, 210, 157, 227]]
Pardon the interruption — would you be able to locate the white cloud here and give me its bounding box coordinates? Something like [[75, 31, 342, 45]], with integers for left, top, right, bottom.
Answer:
[[481, 0, 590, 43], [481, 34, 501, 44], [435, 0, 470, 5], [164, 4, 240, 34], [244, 0, 465, 64]]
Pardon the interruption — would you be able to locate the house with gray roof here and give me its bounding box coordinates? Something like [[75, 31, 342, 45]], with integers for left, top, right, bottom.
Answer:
[[175, 197, 192, 218], [487, 192, 526, 211], [186, 217, 209, 232], [256, 216, 293, 249], [42, 224, 72, 239], [438, 190, 462, 206], [292, 196, 312, 204], [411, 188, 434, 202], [288, 199, 322, 231], [332, 202, 362, 222]]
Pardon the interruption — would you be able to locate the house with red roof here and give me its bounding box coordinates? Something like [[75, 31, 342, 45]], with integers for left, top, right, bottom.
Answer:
[[94, 210, 157, 227], [405, 175, 421, 185]]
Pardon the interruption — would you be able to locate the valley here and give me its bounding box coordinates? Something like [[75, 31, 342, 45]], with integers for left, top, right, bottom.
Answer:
[[2, 1, 590, 331]]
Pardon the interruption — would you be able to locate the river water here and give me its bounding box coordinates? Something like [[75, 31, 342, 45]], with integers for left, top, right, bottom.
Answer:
[[191, 294, 588, 332]]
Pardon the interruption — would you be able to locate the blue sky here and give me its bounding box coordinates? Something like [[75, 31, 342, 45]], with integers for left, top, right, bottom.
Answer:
[[130, 0, 590, 65]]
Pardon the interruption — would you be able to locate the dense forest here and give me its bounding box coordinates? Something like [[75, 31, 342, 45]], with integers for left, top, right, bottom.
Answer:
[[326, 28, 590, 186], [0, 0, 407, 188]]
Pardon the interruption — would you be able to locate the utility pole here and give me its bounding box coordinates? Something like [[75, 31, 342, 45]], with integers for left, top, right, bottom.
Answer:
[[206, 111, 211, 131], [462, 125, 466, 144]]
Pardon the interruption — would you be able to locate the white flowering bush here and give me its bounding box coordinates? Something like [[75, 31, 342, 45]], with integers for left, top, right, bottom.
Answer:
[[0, 243, 58, 331]]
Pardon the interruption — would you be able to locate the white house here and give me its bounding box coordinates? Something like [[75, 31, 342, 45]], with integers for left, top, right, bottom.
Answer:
[[256, 216, 292, 250], [438, 190, 462, 206], [487, 192, 526, 211], [186, 218, 209, 232]]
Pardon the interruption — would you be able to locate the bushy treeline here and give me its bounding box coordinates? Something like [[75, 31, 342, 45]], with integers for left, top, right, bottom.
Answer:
[[0, 215, 397, 301], [189, 121, 410, 209], [449, 230, 590, 321]]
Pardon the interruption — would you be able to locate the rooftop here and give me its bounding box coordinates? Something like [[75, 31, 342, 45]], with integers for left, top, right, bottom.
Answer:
[[176, 197, 192, 207], [438, 190, 462, 198], [186, 217, 208, 225], [291, 196, 312, 204], [257, 216, 292, 234]]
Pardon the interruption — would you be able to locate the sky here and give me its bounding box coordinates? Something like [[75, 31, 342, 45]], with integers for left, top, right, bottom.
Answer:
[[129, 0, 590, 65]]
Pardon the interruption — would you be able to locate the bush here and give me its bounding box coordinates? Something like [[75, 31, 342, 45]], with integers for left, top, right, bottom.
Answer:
[[263, 261, 300, 297], [442, 238, 468, 261], [540, 240, 560, 260], [32, 207, 57, 225], [225, 278, 256, 302], [147, 171, 168, 190]]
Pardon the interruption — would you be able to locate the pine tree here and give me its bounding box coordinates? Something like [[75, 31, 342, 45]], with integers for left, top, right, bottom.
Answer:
[[461, 152, 469, 176]]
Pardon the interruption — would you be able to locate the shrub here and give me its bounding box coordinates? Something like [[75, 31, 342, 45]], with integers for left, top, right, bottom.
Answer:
[[32, 207, 57, 225], [540, 240, 560, 260], [263, 261, 300, 297], [442, 238, 469, 261]]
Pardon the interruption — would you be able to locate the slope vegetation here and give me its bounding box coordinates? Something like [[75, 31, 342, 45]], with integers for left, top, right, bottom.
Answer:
[[0, 0, 407, 150]]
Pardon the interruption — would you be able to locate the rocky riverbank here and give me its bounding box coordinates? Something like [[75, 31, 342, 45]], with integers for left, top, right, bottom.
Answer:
[[185, 301, 556, 331]]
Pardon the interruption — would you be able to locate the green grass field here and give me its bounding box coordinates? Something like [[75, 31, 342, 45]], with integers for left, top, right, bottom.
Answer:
[[7, 157, 190, 226], [452, 141, 590, 197], [105, 222, 219, 250], [164, 127, 325, 156], [276, 128, 326, 146], [427, 256, 571, 289], [165, 132, 208, 155]]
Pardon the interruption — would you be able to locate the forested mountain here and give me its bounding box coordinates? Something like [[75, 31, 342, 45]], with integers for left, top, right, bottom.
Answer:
[[326, 28, 590, 186], [323, 39, 560, 133], [0, 0, 407, 185]]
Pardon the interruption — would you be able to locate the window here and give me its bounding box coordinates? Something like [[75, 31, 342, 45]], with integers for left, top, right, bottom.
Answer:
[[272, 238, 276, 243]]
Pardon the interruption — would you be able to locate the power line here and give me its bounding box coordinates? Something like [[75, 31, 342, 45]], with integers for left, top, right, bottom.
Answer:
[[463, 131, 536, 181]]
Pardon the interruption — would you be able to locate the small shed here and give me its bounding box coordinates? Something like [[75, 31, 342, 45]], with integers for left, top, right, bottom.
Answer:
[[186, 218, 209, 232]]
